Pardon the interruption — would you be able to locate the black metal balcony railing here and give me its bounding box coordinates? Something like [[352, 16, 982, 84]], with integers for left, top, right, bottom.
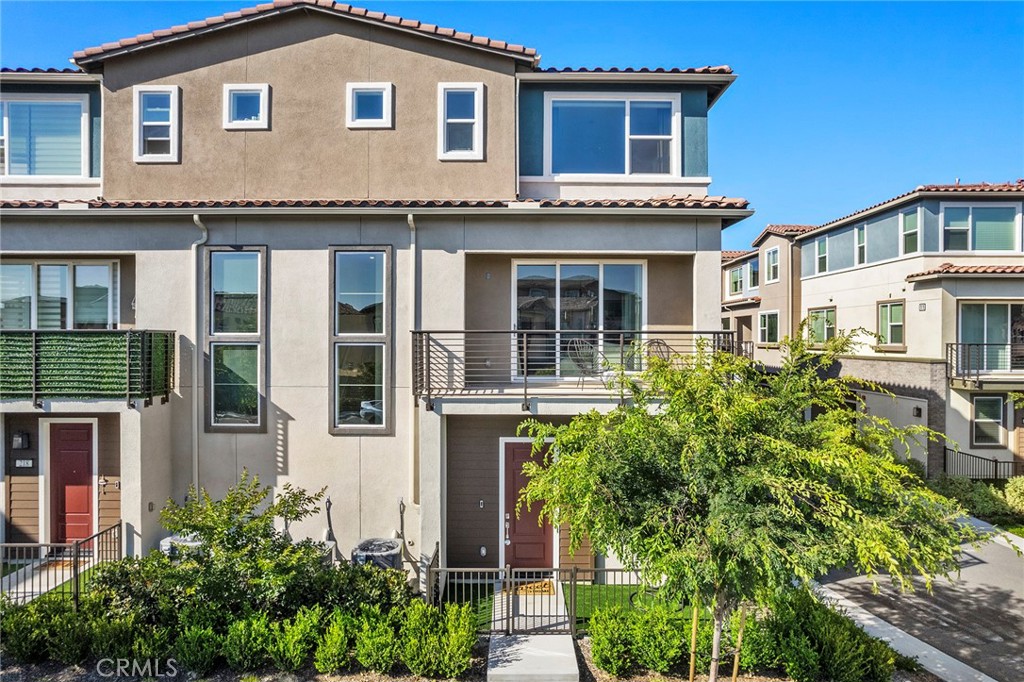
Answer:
[[945, 447, 1024, 480], [413, 329, 745, 409], [0, 330, 175, 406], [946, 342, 1024, 383]]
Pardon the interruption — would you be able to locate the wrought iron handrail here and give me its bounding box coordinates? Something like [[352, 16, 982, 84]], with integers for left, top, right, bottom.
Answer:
[[413, 329, 744, 409], [0, 329, 175, 406], [944, 447, 1024, 480], [946, 342, 1024, 382]]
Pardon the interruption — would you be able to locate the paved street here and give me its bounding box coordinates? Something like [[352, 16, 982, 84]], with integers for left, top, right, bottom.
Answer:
[[825, 538, 1024, 682]]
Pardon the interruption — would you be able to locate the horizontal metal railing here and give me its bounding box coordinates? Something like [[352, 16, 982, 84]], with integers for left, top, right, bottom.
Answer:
[[0, 330, 175, 406], [1, 521, 122, 605], [413, 329, 744, 408], [427, 565, 683, 636], [945, 447, 1024, 480], [946, 342, 1024, 383]]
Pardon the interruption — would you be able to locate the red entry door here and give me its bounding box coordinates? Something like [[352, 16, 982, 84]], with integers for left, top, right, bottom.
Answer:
[[504, 442, 552, 568], [50, 423, 93, 543]]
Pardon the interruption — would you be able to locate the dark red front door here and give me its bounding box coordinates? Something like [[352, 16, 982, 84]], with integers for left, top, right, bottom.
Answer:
[[505, 442, 552, 568], [50, 423, 93, 543]]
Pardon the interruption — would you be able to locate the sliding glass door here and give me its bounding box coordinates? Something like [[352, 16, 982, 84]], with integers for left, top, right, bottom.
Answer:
[[960, 302, 1024, 371]]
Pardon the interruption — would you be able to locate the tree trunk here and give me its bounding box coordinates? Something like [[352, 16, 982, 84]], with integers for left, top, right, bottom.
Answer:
[[708, 605, 729, 682]]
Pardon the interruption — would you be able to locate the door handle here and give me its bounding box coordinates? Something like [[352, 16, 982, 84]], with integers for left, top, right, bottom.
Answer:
[[504, 516, 511, 546]]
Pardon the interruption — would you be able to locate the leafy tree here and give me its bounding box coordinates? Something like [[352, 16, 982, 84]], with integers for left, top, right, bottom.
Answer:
[[519, 332, 981, 681]]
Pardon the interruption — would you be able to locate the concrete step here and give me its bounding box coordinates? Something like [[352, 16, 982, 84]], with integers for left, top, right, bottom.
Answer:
[[487, 634, 579, 682]]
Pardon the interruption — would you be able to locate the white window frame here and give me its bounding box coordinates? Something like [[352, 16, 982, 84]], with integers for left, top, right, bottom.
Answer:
[[900, 206, 920, 255], [437, 82, 484, 161], [815, 237, 828, 274], [728, 266, 743, 296], [758, 311, 780, 345], [0, 93, 90, 181], [764, 247, 780, 283], [541, 91, 682, 181], [747, 258, 759, 290], [222, 83, 269, 130], [346, 82, 393, 129], [972, 395, 1006, 448], [0, 259, 119, 330], [855, 224, 867, 265], [133, 85, 180, 163], [940, 202, 1022, 253]]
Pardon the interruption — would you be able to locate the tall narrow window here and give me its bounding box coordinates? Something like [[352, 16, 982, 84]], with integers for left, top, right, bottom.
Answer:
[[206, 247, 265, 431], [438, 83, 483, 160], [877, 301, 905, 347], [629, 100, 673, 174], [332, 248, 390, 433], [808, 307, 836, 344], [133, 85, 179, 163], [765, 248, 780, 283], [73, 264, 112, 329], [855, 225, 866, 265], [758, 311, 779, 344], [0, 263, 32, 329], [902, 208, 919, 254], [972, 395, 1005, 447], [728, 267, 743, 296], [748, 258, 759, 289], [815, 238, 828, 274]]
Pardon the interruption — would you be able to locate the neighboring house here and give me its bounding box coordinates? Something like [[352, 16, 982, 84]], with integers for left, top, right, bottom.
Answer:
[[0, 0, 752, 578], [722, 182, 1024, 477]]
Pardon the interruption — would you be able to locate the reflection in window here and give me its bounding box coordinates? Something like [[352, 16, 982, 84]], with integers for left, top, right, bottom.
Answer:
[[808, 308, 836, 343], [335, 251, 384, 334], [212, 343, 259, 425], [878, 302, 904, 346], [211, 252, 259, 334], [37, 265, 69, 329], [73, 264, 111, 329], [335, 344, 384, 427], [972, 396, 1005, 446], [140, 92, 172, 156], [0, 264, 32, 329]]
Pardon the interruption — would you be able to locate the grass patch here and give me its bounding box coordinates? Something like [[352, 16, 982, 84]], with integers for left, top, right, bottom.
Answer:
[[1002, 524, 1024, 537], [565, 583, 711, 632], [440, 580, 495, 630], [1, 562, 22, 577]]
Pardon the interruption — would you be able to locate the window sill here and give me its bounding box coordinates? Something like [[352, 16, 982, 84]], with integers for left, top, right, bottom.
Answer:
[[521, 174, 710, 185], [756, 343, 780, 349], [0, 176, 100, 186], [970, 442, 1007, 450], [873, 345, 907, 353]]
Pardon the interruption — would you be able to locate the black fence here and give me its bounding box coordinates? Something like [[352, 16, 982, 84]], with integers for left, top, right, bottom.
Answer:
[[944, 448, 1024, 480]]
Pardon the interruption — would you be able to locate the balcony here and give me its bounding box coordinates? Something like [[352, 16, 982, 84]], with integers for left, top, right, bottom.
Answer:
[[946, 343, 1024, 387], [0, 330, 175, 406], [412, 329, 745, 409]]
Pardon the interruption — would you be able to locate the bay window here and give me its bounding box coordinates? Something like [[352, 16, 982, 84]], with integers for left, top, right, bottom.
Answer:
[[206, 247, 265, 431], [0, 261, 117, 329], [943, 204, 1019, 251], [332, 247, 390, 433], [546, 93, 679, 177], [0, 95, 89, 178]]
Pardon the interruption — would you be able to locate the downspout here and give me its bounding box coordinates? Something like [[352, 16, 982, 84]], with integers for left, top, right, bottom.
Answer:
[[190, 215, 209, 493], [407, 213, 419, 506]]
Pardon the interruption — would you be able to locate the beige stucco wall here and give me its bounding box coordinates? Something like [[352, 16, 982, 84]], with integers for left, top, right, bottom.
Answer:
[[99, 11, 518, 201]]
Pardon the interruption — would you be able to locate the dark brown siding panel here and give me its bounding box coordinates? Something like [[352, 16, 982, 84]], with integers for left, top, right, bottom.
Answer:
[[96, 414, 121, 531], [559, 524, 594, 571]]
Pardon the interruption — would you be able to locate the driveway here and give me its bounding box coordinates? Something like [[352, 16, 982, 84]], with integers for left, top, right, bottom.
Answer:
[[824, 535, 1024, 682]]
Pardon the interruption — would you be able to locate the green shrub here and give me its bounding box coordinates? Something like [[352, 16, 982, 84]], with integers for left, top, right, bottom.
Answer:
[[132, 625, 172, 661], [176, 625, 221, 675], [1005, 476, 1024, 514], [400, 600, 444, 676], [313, 608, 357, 674], [0, 600, 48, 663], [47, 608, 91, 665], [928, 474, 1020, 525], [631, 601, 684, 673], [90, 615, 136, 660], [734, 611, 779, 672], [439, 603, 476, 678], [224, 614, 271, 671], [902, 457, 927, 480], [589, 606, 634, 677], [316, 562, 413, 616], [90, 552, 186, 627], [267, 605, 323, 671], [779, 631, 819, 682], [355, 605, 400, 673]]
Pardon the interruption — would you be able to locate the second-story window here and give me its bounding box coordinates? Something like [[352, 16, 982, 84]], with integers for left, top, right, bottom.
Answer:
[[728, 267, 743, 296], [206, 248, 265, 431], [347, 83, 393, 129], [547, 94, 679, 177], [855, 224, 866, 265], [748, 259, 759, 289], [438, 83, 483, 161], [943, 205, 1018, 251], [133, 85, 179, 163], [765, 248, 780, 283], [0, 95, 90, 178], [815, 237, 828, 274], [223, 84, 269, 130], [877, 301, 905, 347], [332, 248, 390, 434], [901, 208, 920, 254], [0, 261, 118, 330]]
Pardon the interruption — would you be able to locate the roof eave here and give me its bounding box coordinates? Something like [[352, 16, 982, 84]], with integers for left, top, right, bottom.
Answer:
[[517, 71, 736, 106], [0, 71, 100, 84], [907, 272, 1024, 283], [74, 4, 538, 70]]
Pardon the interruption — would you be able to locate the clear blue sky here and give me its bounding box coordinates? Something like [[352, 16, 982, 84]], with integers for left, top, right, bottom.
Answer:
[[2, 1, 1022, 248]]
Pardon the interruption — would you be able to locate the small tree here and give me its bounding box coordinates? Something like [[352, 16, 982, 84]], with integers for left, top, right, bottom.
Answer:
[[520, 332, 981, 681]]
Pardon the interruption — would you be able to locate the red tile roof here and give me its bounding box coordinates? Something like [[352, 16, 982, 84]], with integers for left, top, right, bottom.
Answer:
[[536, 66, 733, 75], [0, 195, 750, 211], [73, 0, 538, 65], [722, 249, 756, 264], [1, 67, 84, 74], [751, 223, 816, 246], [906, 263, 1024, 281]]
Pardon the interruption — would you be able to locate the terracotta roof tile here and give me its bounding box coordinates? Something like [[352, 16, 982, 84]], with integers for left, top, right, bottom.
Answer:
[[0, 67, 84, 74], [906, 263, 1024, 281], [537, 66, 733, 75], [722, 249, 756, 264], [750, 223, 816, 246], [73, 0, 538, 65]]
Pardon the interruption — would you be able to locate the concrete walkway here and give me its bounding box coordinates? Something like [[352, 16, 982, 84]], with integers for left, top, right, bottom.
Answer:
[[0, 554, 95, 603], [491, 577, 573, 633], [487, 634, 578, 682], [823, 527, 1024, 682]]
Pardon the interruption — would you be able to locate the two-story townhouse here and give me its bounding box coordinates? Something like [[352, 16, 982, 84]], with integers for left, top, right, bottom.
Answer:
[[722, 182, 1024, 477], [1, 0, 752, 580]]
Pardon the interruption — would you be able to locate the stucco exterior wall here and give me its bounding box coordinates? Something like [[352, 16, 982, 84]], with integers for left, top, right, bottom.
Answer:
[[99, 11, 518, 201]]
